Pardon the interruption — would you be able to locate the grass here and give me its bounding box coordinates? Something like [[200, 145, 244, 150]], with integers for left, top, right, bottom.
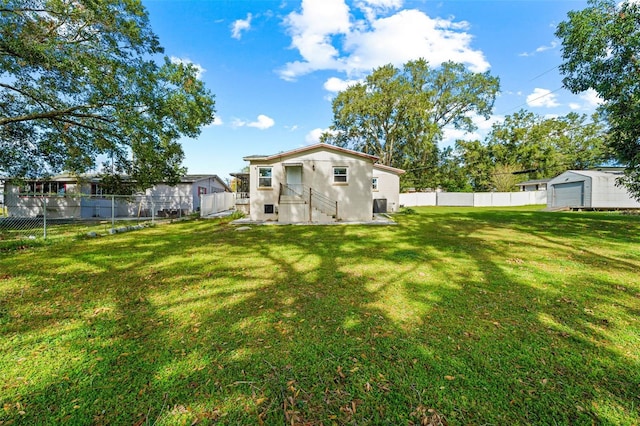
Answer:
[[0, 206, 639, 425]]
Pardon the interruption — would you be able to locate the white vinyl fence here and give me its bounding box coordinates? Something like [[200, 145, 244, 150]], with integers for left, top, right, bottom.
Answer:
[[400, 190, 547, 208], [200, 192, 235, 217]]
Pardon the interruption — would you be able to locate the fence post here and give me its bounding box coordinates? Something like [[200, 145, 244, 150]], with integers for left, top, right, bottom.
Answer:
[[151, 197, 155, 225], [42, 197, 47, 240], [179, 196, 182, 219], [111, 195, 115, 229]]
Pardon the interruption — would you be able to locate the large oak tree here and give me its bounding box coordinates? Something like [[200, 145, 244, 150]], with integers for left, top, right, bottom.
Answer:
[[0, 0, 215, 189], [321, 59, 500, 190]]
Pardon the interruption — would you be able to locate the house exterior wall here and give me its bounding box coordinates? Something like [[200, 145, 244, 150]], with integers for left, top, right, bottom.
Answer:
[[4, 181, 88, 217], [145, 177, 228, 214], [372, 166, 401, 213], [248, 147, 375, 222]]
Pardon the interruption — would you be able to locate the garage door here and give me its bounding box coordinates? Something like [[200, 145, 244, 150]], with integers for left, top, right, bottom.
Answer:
[[552, 181, 584, 207]]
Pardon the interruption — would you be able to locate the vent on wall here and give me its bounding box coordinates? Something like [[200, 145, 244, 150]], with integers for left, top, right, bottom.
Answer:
[[264, 204, 274, 214]]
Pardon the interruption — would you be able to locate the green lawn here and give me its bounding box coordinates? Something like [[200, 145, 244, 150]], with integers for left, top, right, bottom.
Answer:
[[1, 206, 639, 425]]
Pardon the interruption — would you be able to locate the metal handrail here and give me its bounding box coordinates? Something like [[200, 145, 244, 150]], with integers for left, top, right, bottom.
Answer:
[[280, 183, 338, 219]]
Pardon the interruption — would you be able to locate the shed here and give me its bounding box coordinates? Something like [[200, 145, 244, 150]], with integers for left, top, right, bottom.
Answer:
[[547, 170, 640, 209]]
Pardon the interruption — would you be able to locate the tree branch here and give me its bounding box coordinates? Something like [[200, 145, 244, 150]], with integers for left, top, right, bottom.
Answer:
[[0, 107, 115, 126]]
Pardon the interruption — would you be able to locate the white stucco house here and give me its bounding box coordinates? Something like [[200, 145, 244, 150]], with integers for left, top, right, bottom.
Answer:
[[242, 143, 405, 223], [547, 170, 640, 209]]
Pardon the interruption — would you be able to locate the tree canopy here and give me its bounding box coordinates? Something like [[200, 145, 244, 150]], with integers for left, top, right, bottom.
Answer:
[[0, 0, 215, 189], [556, 0, 640, 199], [321, 59, 500, 190], [455, 111, 610, 191]]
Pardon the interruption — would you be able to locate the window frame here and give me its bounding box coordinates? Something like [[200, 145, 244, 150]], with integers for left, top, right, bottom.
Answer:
[[333, 166, 348, 184], [258, 166, 273, 188], [372, 177, 379, 191], [20, 181, 66, 196]]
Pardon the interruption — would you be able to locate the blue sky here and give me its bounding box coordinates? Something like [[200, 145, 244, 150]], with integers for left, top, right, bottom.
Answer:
[[142, 0, 599, 182]]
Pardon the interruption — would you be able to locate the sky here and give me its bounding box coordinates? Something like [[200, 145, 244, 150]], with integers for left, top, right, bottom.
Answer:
[[141, 0, 600, 182]]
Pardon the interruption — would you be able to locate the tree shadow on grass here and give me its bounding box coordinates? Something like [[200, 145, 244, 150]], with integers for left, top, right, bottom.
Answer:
[[0, 212, 639, 424], [391, 207, 640, 424]]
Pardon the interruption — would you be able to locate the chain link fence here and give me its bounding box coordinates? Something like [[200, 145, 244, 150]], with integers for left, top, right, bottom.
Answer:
[[0, 192, 195, 243]]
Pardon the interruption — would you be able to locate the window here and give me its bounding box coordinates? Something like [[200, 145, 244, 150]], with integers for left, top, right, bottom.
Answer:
[[372, 177, 379, 191], [333, 167, 348, 184], [264, 204, 274, 214], [21, 181, 66, 195], [258, 167, 273, 188], [198, 186, 207, 196], [91, 183, 104, 197]]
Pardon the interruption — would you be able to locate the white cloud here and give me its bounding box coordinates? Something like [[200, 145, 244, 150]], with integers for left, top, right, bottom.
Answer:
[[323, 77, 362, 93], [565, 89, 604, 111], [231, 13, 252, 39], [206, 115, 224, 127], [280, 0, 489, 81], [526, 88, 560, 108], [519, 40, 558, 57], [580, 88, 604, 107], [169, 56, 205, 79], [249, 114, 275, 129], [360, 0, 403, 8], [231, 115, 275, 130], [355, 0, 403, 21], [305, 127, 337, 143]]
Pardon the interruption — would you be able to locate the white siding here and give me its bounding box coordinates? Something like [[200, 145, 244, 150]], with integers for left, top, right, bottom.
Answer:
[[372, 166, 402, 213]]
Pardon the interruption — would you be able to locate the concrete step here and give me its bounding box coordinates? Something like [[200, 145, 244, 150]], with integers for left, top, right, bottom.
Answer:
[[280, 195, 306, 204], [312, 208, 335, 223]]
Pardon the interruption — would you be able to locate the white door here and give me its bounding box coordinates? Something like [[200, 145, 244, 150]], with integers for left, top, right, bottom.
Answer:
[[285, 166, 303, 196]]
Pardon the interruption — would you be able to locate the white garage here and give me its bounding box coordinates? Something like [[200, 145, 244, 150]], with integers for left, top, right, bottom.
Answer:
[[548, 170, 640, 209]]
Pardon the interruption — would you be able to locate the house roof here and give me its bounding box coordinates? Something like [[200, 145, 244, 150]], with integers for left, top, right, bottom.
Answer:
[[548, 170, 624, 185], [4, 173, 231, 191], [180, 174, 232, 192], [373, 163, 406, 175], [243, 143, 380, 163], [566, 170, 622, 178], [516, 178, 550, 186]]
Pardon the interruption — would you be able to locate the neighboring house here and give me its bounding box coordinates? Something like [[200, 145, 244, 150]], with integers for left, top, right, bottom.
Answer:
[[3, 173, 230, 218], [547, 170, 640, 209], [242, 143, 405, 223], [516, 179, 549, 192], [148, 174, 231, 215]]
